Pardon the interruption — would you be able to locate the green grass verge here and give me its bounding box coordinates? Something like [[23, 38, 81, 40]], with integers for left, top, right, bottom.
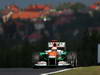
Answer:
[[52, 66, 100, 75]]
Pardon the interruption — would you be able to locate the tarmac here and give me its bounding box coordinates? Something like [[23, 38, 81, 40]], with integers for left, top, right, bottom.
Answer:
[[0, 68, 67, 75]]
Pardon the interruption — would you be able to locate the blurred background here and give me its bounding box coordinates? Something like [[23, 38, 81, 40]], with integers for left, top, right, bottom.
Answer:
[[0, 0, 100, 67]]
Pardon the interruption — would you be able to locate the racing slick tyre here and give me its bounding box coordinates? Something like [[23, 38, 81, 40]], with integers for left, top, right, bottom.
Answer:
[[32, 52, 40, 68], [67, 52, 77, 67]]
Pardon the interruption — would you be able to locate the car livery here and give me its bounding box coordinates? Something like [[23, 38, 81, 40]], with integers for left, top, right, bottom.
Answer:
[[32, 40, 77, 67]]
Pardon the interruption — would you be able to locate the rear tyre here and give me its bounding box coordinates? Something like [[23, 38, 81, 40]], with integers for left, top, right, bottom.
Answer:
[[32, 52, 40, 68], [67, 52, 77, 67]]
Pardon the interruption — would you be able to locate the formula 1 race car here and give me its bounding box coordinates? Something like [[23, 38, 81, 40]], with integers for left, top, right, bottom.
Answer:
[[32, 40, 77, 68]]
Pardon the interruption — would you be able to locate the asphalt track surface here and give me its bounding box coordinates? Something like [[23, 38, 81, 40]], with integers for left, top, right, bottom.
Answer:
[[0, 67, 68, 75]]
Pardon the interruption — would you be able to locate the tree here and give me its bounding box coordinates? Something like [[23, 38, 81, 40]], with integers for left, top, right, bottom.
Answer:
[[70, 3, 86, 11], [56, 2, 86, 11]]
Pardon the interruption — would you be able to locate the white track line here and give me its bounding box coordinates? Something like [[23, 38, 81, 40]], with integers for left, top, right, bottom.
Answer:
[[41, 68, 75, 75]]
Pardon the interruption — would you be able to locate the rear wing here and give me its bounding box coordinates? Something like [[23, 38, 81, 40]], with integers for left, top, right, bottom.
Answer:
[[48, 42, 66, 48]]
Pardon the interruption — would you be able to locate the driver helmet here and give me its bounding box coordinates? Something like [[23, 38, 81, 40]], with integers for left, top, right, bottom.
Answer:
[[51, 47, 57, 51]]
